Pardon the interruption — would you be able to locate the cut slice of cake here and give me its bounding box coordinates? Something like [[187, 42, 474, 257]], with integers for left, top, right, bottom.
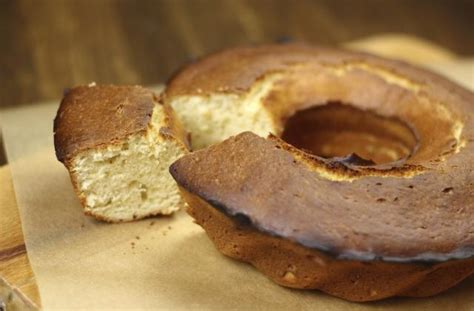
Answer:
[[54, 85, 189, 222]]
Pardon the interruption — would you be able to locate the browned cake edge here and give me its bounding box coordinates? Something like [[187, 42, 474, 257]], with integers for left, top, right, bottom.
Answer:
[[180, 186, 474, 302], [54, 84, 190, 166], [164, 43, 473, 102]]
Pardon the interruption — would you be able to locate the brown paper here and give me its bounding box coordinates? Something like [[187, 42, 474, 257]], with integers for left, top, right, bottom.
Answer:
[[1, 70, 474, 310]]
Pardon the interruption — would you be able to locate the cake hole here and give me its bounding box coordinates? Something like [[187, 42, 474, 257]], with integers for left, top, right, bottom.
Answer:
[[107, 155, 119, 164], [281, 102, 418, 165]]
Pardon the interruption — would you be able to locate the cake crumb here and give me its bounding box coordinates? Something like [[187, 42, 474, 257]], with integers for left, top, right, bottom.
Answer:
[[149, 221, 155, 226], [135, 236, 140, 240], [283, 271, 297, 283]]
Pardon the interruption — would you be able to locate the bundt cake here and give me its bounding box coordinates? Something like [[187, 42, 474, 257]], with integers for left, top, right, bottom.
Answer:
[[167, 44, 474, 301]]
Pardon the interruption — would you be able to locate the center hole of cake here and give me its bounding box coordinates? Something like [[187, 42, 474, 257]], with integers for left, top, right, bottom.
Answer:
[[281, 102, 418, 165]]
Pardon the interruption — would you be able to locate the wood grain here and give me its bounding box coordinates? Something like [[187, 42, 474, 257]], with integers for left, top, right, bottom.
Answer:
[[0, 0, 473, 108], [0, 165, 40, 308]]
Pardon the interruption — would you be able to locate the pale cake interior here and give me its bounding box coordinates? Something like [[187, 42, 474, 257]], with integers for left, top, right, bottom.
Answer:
[[169, 77, 280, 149], [70, 105, 186, 222]]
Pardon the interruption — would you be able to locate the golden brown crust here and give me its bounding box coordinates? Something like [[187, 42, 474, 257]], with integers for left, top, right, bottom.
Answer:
[[166, 43, 473, 169], [170, 132, 474, 261], [164, 43, 473, 101], [165, 44, 345, 97], [54, 85, 156, 163], [181, 186, 474, 302], [160, 103, 191, 151]]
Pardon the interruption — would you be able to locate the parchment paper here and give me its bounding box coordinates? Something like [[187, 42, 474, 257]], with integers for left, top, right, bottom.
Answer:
[[1, 66, 474, 310]]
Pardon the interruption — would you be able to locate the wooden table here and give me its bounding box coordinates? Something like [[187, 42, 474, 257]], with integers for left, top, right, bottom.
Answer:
[[1, 1, 473, 309], [1, 0, 474, 108]]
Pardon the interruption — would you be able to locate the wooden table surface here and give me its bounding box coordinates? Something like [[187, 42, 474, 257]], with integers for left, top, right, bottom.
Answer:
[[1, 0, 474, 108], [1, 1, 473, 309]]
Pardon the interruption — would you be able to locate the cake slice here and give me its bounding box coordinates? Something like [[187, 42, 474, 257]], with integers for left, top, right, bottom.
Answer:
[[54, 85, 189, 222]]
